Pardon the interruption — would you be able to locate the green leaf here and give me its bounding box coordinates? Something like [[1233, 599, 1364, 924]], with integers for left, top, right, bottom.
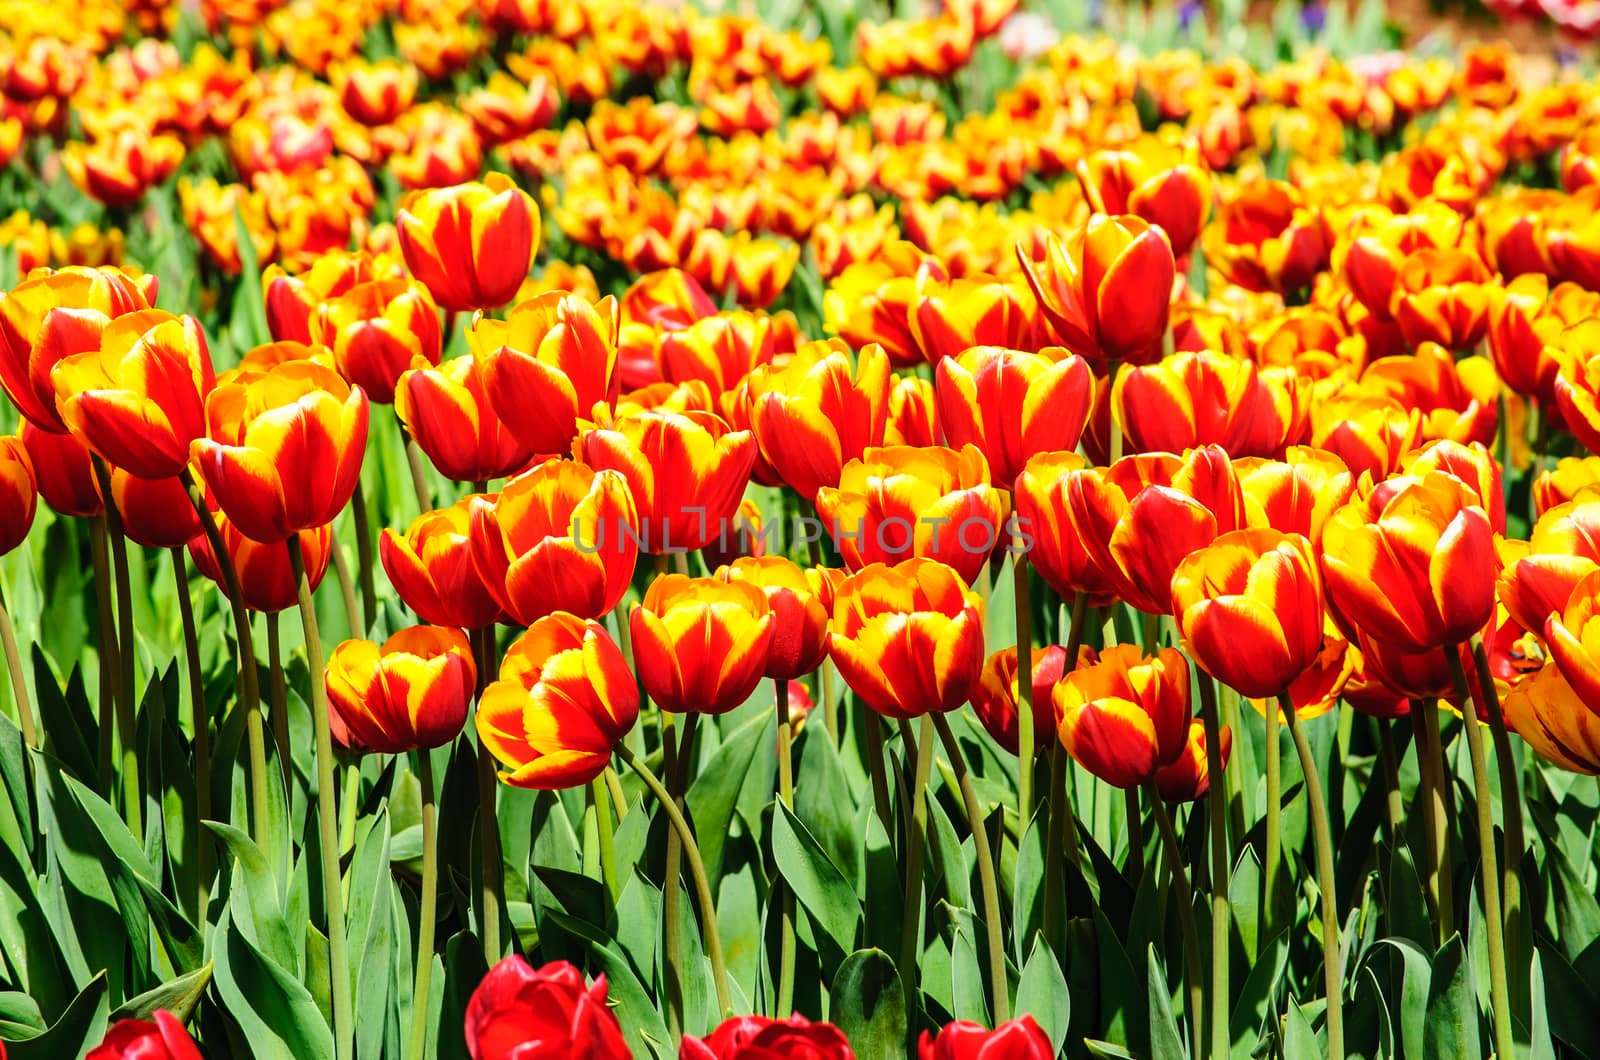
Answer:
[[793, 726, 860, 885], [1230, 930, 1287, 1056], [210, 904, 335, 1060], [1014, 934, 1070, 1053], [831, 948, 906, 1060], [1529, 949, 1557, 1060], [1424, 935, 1482, 1060], [347, 808, 395, 1060], [1370, 937, 1431, 1060], [685, 709, 776, 882], [3, 971, 108, 1060], [1283, 997, 1320, 1057], [110, 963, 213, 1025], [207, 821, 295, 969], [1146, 944, 1185, 1060], [772, 801, 860, 958]]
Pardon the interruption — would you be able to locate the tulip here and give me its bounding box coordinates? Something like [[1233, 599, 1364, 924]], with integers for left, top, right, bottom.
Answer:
[[1018, 214, 1175, 371], [886, 374, 938, 447], [1535, 455, 1600, 516], [0, 435, 36, 557], [309, 277, 442, 405], [1319, 471, 1497, 654], [18, 420, 102, 517], [188, 511, 332, 613], [972, 644, 1078, 755], [682, 1014, 855, 1059], [1503, 662, 1600, 774], [1486, 276, 1600, 405], [1154, 718, 1233, 802], [85, 1011, 202, 1060], [654, 310, 779, 402], [1172, 528, 1325, 698], [380, 499, 505, 630], [934, 346, 1094, 485], [916, 1015, 1053, 1060], [1389, 248, 1493, 352], [1112, 351, 1308, 459], [101, 469, 201, 549], [469, 458, 638, 625], [1309, 395, 1421, 482], [473, 291, 622, 458], [582, 409, 756, 554], [1077, 137, 1212, 257], [463, 956, 631, 1060], [263, 251, 396, 345], [51, 310, 214, 479], [1361, 344, 1498, 449], [906, 264, 1039, 365], [629, 574, 773, 715], [714, 557, 832, 681], [1233, 446, 1354, 544], [1545, 569, 1600, 716], [1012, 451, 1118, 606], [61, 122, 184, 210], [191, 360, 369, 543], [394, 354, 534, 484], [1553, 320, 1600, 456], [477, 613, 638, 789], [829, 558, 984, 719], [325, 626, 475, 754], [331, 58, 418, 126], [397, 174, 540, 312], [1497, 499, 1600, 634], [816, 444, 1007, 586], [1203, 180, 1329, 295], [1053, 644, 1191, 789], [1338, 201, 1468, 322]]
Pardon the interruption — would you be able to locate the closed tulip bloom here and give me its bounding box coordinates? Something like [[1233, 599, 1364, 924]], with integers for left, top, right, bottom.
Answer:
[[1320, 471, 1496, 654], [381, 498, 505, 629], [715, 557, 832, 680], [326, 626, 475, 754], [682, 1014, 855, 1060], [906, 265, 1040, 366], [1339, 201, 1467, 322], [0, 266, 156, 432], [918, 1015, 1053, 1060], [1018, 214, 1175, 371], [630, 574, 774, 715], [1203, 180, 1329, 295], [397, 173, 540, 312], [85, 1010, 202, 1060], [1545, 570, 1600, 715], [1535, 456, 1600, 516], [188, 512, 332, 613], [263, 251, 396, 345], [886, 374, 938, 447], [971, 644, 1076, 755], [101, 469, 200, 549], [395, 354, 534, 483], [1154, 718, 1232, 802], [469, 458, 639, 625], [748, 340, 891, 501], [332, 58, 419, 126], [1485, 275, 1600, 405], [816, 444, 1007, 586], [1360, 344, 1498, 450], [1389, 247, 1493, 352], [1013, 451, 1118, 606], [464, 956, 630, 1060], [1234, 446, 1354, 544], [1054, 644, 1191, 789], [51, 310, 214, 479], [655, 310, 779, 402], [582, 409, 756, 554], [1497, 499, 1600, 634], [476, 613, 638, 789], [310, 277, 442, 405], [192, 360, 369, 543], [1171, 528, 1325, 698], [829, 558, 984, 719], [18, 420, 102, 517], [1553, 321, 1600, 456], [1077, 138, 1212, 257], [473, 291, 622, 458], [1113, 351, 1308, 459], [0, 435, 37, 556], [1309, 395, 1421, 482], [934, 346, 1094, 485], [1503, 663, 1600, 774]]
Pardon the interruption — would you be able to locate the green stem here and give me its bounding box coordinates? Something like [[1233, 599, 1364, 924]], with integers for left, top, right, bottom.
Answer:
[[605, 766, 628, 822], [775, 678, 797, 1019], [1124, 786, 1144, 889], [616, 742, 733, 1018], [349, 478, 377, 634], [94, 458, 142, 840], [1013, 550, 1036, 820], [933, 713, 1009, 1023], [1263, 694, 1282, 953], [1042, 596, 1088, 953], [0, 579, 36, 749], [593, 775, 620, 905], [327, 533, 362, 641], [89, 515, 117, 794], [182, 471, 269, 844], [290, 535, 353, 1060], [1146, 783, 1205, 1052], [1280, 702, 1344, 1059], [899, 714, 936, 1006], [807, 536, 839, 744], [471, 626, 502, 961], [1377, 719, 1404, 844], [171, 549, 211, 918], [399, 422, 433, 513], [406, 751, 438, 1060], [863, 710, 895, 836], [661, 711, 698, 1039], [1446, 646, 1515, 1060], [1417, 697, 1455, 942], [1470, 634, 1525, 1018], [266, 612, 290, 789], [339, 764, 360, 856], [1197, 675, 1230, 1060]]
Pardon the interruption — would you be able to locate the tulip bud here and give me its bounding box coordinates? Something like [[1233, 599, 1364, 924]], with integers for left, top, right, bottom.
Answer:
[[1053, 644, 1192, 789], [397, 174, 540, 312], [325, 627, 475, 754], [463, 956, 631, 1060], [630, 574, 774, 715]]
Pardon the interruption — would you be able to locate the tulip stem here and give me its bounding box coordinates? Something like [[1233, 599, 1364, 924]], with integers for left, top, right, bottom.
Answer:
[[399, 423, 433, 513], [89, 515, 118, 794], [806, 537, 839, 744], [471, 626, 502, 962], [1377, 719, 1404, 843], [1280, 701, 1343, 1059], [1470, 633, 1525, 1018], [1411, 697, 1453, 942], [604, 766, 628, 822], [1446, 647, 1515, 1060], [265, 612, 290, 789], [349, 478, 377, 634], [899, 714, 937, 1007], [592, 775, 620, 906], [1013, 550, 1037, 819], [0, 579, 37, 750], [1263, 693, 1282, 953], [775, 678, 797, 1020], [327, 536, 362, 641], [171, 549, 211, 919], [660, 710, 691, 1039], [1042, 596, 1088, 955], [933, 712, 1010, 1023], [339, 764, 360, 856], [94, 458, 142, 841], [1146, 782, 1205, 1053], [1124, 786, 1144, 889], [863, 710, 895, 836], [182, 471, 269, 845], [616, 742, 734, 1019], [289, 535, 354, 1060], [1197, 675, 1231, 1060], [406, 750, 438, 1060]]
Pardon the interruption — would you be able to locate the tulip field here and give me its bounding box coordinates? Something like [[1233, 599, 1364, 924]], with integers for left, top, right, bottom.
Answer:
[[9, 0, 1600, 1056]]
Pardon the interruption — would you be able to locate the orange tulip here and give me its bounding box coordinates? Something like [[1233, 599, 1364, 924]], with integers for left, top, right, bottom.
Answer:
[[469, 458, 638, 625], [18, 420, 101, 517], [331, 58, 418, 126], [1360, 344, 1498, 450], [581, 409, 756, 554], [815, 444, 1007, 586], [1113, 351, 1308, 459], [828, 558, 984, 719], [472, 291, 622, 459], [1308, 395, 1421, 482], [394, 354, 535, 484], [101, 469, 201, 549], [905, 264, 1039, 365], [654, 310, 779, 403], [1234, 446, 1354, 544], [50, 311, 214, 480], [61, 121, 184, 210], [326, 627, 475, 754], [972, 644, 1076, 755], [1203, 180, 1329, 295], [1534, 456, 1600, 516], [477, 613, 639, 788], [714, 557, 833, 681], [263, 251, 398, 346], [381, 498, 505, 630], [1389, 248, 1493, 352], [1503, 662, 1600, 774], [188, 511, 332, 613], [1018, 214, 1175, 371], [1552, 321, 1600, 456], [1545, 569, 1600, 716], [191, 360, 369, 543], [630, 574, 774, 715], [1319, 471, 1497, 654], [746, 340, 891, 498], [1401, 438, 1507, 538], [886, 375, 938, 447], [1496, 499, 1600, 635], [1486, 276, 1600, 406], [1171, 528, 1325, 698], [1076, 137, 1213, 257], [934, 346, 1094, 486], [1153, 719, 1232, 802], [1053, 644, 1191, 790], [396, 174, 540, 312], [0, 435, 36, 556], [310, 277, 442, 405], [1338, 201, 1468, 323], [1012, 451, 1117, 606]]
